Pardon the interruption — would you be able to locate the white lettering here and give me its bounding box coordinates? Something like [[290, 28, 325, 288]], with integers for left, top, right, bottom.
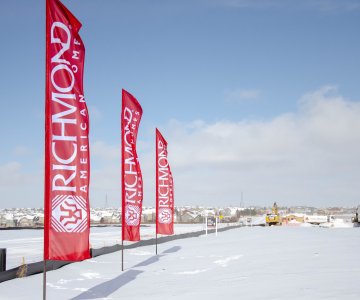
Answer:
[[51, 64, 75, 93], [51, 22, 71, 65]]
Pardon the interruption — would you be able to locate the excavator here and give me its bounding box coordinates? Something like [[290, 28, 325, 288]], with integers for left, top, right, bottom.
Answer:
[[266, 202, 281, 226]]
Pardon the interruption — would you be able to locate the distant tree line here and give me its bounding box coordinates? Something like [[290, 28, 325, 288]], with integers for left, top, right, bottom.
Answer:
[[237, 208, 258, 217]]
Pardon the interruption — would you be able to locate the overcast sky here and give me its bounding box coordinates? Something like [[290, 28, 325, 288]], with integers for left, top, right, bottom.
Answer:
[[0, 0, 360, 208]]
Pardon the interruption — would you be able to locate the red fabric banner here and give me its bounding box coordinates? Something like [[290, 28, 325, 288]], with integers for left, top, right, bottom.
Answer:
[[156, 129, 174, 235], [121, 90, 143, 241], [44, 0, 90, 261]]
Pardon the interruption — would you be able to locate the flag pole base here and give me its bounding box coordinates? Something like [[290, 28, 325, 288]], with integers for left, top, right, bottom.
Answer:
[[121, 240, 124, 271], [43, 260, 46, 300]]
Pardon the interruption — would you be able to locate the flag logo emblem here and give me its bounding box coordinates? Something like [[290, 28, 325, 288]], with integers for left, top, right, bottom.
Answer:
[[125, 205, 141, 226], [51, 195, 88, 233], [158, 208, 172, 224]]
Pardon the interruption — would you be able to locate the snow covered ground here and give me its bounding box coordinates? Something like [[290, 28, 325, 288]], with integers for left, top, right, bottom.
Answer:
[[0, 226, 359, 299], [0, 224, 205, 269]]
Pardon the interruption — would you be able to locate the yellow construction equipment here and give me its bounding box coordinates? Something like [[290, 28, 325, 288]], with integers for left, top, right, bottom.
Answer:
[[266, 202, 281, 226]]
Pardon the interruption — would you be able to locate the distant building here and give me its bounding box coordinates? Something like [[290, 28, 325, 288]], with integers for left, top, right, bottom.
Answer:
[[142, 208, 156, 223], [90, 213, 101, 225], [0, 213, 15, 227], [180, 211, 202, 223], [16, 215, 36, 227], [282, 214, 305, 225]]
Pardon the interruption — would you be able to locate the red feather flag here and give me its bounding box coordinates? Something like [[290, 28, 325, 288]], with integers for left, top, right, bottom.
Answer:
[[156, 129, 174, 235], [44, 0, 90, 261], [121, 90, 143, 241]]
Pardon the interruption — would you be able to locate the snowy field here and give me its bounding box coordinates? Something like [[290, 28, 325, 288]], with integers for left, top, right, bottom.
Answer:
[[0, 224, 205, 269], [0, 226, 359, 299]]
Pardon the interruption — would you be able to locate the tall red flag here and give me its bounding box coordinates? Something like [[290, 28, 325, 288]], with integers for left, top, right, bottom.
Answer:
[[44, 0, 90, 261], [156, 129, 174, 235], [121, 90, 143, 241]]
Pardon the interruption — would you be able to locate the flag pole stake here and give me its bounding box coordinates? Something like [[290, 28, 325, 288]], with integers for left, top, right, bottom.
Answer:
[[43, 260, 46, 300], [216, 217, 218, 236], [156, 233, 158, 255], [205, 217, 208, 236], [121, 239, 124, 271]]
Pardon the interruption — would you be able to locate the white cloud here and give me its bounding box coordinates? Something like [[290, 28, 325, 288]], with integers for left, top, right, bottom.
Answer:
[[89, 85, 359, 208], [163, 86, 360, 207], [1, 86, 359, 208]]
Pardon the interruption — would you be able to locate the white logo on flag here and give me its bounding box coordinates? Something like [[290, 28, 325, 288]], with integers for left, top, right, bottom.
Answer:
[[51, 195, 88, 233], [159, 208, 172, 224], [125, 205, 141, 226]]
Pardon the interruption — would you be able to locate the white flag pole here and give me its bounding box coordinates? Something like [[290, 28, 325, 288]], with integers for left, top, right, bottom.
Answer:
[[215, 217, 218, 236], [205, 216, 208, 236]]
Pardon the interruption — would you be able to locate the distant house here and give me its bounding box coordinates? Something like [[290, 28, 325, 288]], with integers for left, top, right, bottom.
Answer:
[[180, 211, 202, 223], [326, 207, 344, 215], [142, 208, 156, 223], [90, 213, 101, 225], [99, 211, 115, 224], [282, 214, 305, 225], [0, 213, 15, 227], [34, 213, 44, 226], [223, 207, 240, 222], [110, 215, 120, 224], [203, 209, 216, 218], [16, 215, 35, 227], [115, 213, 121, 223]]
